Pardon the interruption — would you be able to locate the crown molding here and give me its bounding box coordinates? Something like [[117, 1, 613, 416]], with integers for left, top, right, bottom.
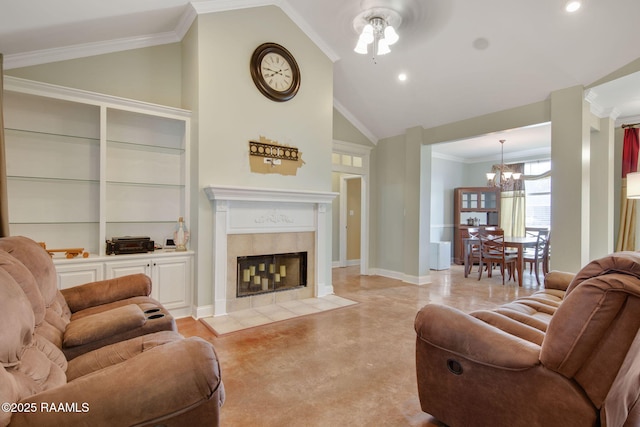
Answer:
[[431, 151, 467, 163], [333, 98, 379, 145], [174, 3, 199, 40], [190, 0, 339, 63], [4, 31, 181, 70], [332, 139, 374, 154], [585, 88, 621, 120], [4, 0, 338, 70], [618, 114, 640, 128]]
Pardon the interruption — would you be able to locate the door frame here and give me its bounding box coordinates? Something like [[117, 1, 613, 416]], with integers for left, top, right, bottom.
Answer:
[[332, 140, 371, 275]]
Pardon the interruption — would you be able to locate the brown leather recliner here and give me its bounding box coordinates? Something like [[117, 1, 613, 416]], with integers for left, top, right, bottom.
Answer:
[[0, 236, 224, 426], [0, 236, 176, 360], [415, 252, 640, 427]]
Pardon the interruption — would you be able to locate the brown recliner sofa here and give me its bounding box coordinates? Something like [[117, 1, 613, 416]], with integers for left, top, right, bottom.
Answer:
[[415, 251, 640, 427], [0, 236, 176, 360], [0, 236, 224, 426]]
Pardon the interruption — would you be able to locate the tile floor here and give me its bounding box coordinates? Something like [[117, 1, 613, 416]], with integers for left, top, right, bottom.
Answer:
[[178, 264, 542, 426], [201, 294, 358, 335]]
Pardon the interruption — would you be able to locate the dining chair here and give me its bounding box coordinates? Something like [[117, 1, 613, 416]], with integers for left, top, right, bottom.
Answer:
[[525, 226, 548, 237], [465, 227, 480, 277], [478, 229, 518, 285], [523, 230, 550, 286]]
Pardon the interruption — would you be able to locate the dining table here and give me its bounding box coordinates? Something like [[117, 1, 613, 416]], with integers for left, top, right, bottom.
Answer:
[[464, 235, 539, 286]]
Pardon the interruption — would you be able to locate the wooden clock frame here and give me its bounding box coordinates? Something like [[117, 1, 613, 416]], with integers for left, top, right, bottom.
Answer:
[[250, 42, 301, 102]]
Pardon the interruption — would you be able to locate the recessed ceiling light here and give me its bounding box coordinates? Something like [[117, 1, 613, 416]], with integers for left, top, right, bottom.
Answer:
[[398, 73, 407, 82], [565, 1, 581, 12]]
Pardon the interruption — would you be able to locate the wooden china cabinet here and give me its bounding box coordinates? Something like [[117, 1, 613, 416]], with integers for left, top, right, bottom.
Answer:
[[453, 187, 501, 264]]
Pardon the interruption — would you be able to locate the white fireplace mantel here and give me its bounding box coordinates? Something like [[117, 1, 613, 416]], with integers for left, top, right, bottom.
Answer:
[[204, 185, 338, 316], [204, 185, 338, 204]]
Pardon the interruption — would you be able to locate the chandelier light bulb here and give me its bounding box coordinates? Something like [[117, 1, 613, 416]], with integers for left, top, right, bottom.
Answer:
[[485, 139, 522, 189]]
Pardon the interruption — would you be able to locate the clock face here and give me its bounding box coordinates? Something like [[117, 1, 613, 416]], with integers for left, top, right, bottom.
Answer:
[[260, 53, 294, 92], [250, 43, 300, 102]]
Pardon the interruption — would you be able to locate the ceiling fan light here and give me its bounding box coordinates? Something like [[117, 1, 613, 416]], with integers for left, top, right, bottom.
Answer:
[[354, 40, 368, 54], [377, 38, 391, 55], [512, 172, 522, 180], [384, 25, 399, 45], [361, 24, 374, 44], [503, 171, 513, 180], [486, 172, 496, 181]]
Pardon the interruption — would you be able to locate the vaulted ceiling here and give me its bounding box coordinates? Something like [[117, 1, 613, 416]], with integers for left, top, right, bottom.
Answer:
[[2, 0, 640, 157]]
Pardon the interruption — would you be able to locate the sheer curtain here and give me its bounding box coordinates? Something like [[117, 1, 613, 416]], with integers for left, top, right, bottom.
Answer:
[[495, 163, 525, 237], [616, 127, 640, 251], [0, 53, 9, 237]]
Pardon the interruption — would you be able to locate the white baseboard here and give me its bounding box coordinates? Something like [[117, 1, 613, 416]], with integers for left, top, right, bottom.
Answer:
[[168, 306, 194, 319], [369, 268, 432, 285], [332, 259, 361, 268], [194, 304, 214, 319]]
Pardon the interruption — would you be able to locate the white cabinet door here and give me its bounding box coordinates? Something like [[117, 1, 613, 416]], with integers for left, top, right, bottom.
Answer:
[[56, 262, 104, 289], [104, 254, 192, 309], [104, 258, 151, 277], [104, 258, 155, 298], [153, 256, 192, 310]]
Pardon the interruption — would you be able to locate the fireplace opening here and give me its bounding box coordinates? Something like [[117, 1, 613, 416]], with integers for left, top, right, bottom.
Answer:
[[237, 252, 307, 298]]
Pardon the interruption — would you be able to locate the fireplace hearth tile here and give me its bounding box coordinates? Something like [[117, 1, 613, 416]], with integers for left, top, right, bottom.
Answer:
[[278, 300, 322, 316], [200, 295, 358, 336]]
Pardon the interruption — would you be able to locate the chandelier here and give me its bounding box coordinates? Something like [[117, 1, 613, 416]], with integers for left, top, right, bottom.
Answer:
[[486, 139, 522, 189], [353, 7, 402, 58]]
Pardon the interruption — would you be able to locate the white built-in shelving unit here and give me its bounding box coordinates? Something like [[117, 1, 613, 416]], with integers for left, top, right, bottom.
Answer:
[[3, 76, 193, 316]]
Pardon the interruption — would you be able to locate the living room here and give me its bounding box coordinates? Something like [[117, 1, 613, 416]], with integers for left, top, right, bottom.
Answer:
[[1, 1, 640, 425]]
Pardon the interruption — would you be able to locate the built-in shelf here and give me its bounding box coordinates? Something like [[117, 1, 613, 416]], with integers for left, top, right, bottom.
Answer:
[[4, 76, 191, 257]]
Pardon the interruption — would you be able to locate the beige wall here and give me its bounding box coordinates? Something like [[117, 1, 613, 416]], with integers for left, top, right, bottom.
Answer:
[[7, 44, 183, 108], [333, 108, 374, 146], [187, 6, 334, 312], [370, 59, 640, 277], [193, 7, 332, 191], [6, 6, 334, 314]]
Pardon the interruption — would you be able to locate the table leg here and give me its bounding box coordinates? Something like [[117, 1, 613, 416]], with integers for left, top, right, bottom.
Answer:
[[517, 246, 523, 287]]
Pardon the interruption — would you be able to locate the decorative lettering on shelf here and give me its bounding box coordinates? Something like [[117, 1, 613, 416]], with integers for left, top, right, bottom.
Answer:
[[254, 210, 295, 225]]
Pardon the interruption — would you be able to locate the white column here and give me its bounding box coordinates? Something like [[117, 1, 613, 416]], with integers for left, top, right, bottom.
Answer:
[[213, 200, 228, 316], [315, 202, 334, 297]]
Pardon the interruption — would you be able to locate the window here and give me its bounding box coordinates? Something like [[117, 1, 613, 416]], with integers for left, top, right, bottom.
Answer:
[[524, 160, 551, 228], [333, 153, 364, 169]]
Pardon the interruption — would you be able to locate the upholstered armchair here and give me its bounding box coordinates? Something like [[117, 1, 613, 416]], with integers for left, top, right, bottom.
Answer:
[[415, 252, 640, 426], [0, 236, 224, 426], [0, 236, 175, 360]]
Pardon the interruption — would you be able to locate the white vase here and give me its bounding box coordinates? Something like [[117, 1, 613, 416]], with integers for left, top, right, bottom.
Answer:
[[174, 217, 189, 251]]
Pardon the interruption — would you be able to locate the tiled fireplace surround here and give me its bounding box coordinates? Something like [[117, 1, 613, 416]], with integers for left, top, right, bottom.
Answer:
[[204, 185, 337, 315]]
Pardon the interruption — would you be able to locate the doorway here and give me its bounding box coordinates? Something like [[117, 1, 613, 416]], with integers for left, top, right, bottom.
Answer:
[[332, 141, 371, 275], [340, 175, 362, 267]]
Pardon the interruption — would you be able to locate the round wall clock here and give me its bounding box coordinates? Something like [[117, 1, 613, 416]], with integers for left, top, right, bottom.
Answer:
[[250, 42, 300, 102]]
